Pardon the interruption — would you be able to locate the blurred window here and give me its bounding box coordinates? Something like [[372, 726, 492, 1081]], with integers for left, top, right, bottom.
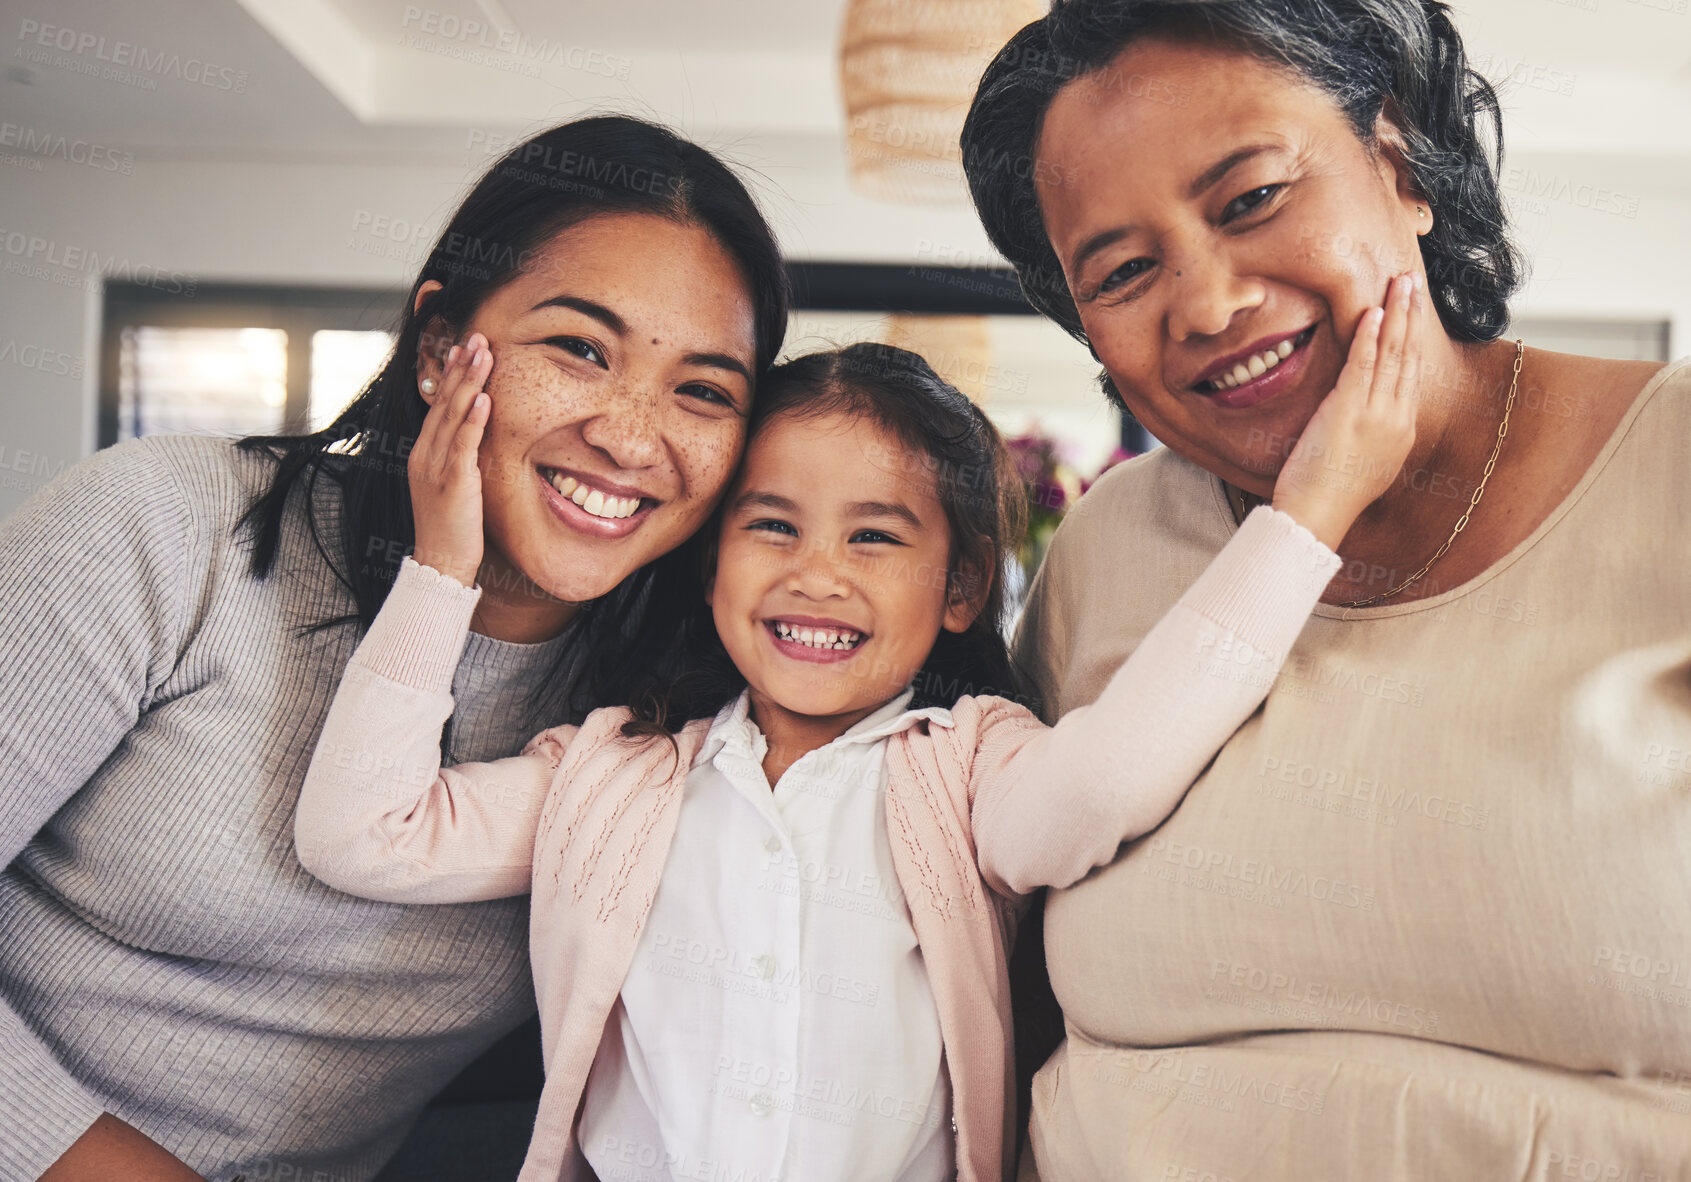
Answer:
[[309, 330, 397, 432], [100, 283, 403, 446], [1511, 317, 1669, 362], [118, 326, 288, 439]]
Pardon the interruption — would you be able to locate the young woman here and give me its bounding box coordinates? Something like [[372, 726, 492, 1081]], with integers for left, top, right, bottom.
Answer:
[[0, 115, 787, 1182], [294, 278, 1417, 1182]]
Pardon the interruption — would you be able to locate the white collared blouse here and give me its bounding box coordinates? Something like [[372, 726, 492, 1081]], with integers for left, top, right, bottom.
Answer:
[[578, 688, 956, 1182]]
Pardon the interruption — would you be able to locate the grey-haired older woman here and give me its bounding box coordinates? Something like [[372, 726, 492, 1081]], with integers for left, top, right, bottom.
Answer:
[[964, 1, 1690, 1177]]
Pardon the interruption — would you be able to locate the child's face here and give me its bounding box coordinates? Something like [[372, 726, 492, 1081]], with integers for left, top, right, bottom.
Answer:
[[709, 409, 976, 728]]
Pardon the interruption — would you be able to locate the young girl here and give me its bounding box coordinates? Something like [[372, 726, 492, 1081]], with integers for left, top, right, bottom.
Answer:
[[296, 284, 1418, 1182]]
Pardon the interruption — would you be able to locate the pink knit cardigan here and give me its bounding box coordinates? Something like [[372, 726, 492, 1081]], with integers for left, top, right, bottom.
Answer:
[[295, 505, 1338, 1181]]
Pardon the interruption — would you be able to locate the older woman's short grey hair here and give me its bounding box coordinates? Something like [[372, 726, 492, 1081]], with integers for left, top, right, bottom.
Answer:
[[962, 0, 1523, 411]]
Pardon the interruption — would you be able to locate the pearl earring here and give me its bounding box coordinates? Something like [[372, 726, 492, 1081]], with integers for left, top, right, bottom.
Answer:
[[420, 377, 438, 395]]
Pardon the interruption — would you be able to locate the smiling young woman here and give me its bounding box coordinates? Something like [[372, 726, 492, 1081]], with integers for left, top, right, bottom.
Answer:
[[0, 116, 788, 1182], [964, 2, 1690, 1179], [245, 116, 788, 691], [403, 211, 760, 642]]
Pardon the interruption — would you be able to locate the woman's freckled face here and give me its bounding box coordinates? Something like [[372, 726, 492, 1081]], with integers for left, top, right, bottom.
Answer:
[[444, 212, 758, 607], [1034, 37, 1427, 490]]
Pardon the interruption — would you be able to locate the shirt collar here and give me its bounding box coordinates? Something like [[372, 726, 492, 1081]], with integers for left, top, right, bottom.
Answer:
[[698, 688, 954, 766], [835, 689, 954, 745]]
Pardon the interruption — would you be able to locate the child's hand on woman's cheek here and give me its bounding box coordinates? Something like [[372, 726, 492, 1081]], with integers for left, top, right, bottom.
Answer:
[[1272, 272, 1421, 550], [410, 333, 494, 587]]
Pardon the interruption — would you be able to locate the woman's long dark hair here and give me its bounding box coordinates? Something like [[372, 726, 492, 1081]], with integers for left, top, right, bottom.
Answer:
[[234, 115, 789, 725], [620, 342, 1031, 737]]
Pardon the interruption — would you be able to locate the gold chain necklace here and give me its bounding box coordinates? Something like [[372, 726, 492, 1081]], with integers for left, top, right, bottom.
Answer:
[[1341, 338, 1524, 608], [1224, 339, 1525, 608]]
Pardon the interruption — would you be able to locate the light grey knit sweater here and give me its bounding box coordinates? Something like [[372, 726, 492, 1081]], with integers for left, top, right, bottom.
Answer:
[[0, 434, 575, 1182]]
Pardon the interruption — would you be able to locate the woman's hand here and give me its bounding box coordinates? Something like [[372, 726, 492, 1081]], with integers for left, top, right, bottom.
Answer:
[[409, 333, 493, 588], [1272, 272, 1421, 550], [38, 1114, 205, 1182]]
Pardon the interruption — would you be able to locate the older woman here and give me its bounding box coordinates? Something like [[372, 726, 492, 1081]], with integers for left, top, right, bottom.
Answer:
[[964, 1, 1689, 1177]]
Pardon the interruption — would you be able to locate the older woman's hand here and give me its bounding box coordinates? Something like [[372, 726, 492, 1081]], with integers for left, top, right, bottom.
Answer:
[[1270, 272, 1421, 550]]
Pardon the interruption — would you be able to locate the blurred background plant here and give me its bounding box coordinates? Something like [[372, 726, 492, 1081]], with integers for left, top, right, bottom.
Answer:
[[1007, 426, 1135, 598]]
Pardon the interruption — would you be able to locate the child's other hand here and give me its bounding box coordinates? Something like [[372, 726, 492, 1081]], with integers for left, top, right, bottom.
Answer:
[[1272, 272, 1421, 550], [409, 333, 492, 588]]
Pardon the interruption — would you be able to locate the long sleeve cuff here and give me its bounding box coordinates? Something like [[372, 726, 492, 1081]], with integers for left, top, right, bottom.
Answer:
[[354, 557, 482, 691], [1180, 505, 1341, 649], [0, 1004, 108, 1181]]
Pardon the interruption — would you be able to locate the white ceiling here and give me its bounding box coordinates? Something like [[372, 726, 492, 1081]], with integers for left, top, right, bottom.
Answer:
[[3, 0, 1687, 176], [232, 0, 847, 135], [328, 0, 845, 55]]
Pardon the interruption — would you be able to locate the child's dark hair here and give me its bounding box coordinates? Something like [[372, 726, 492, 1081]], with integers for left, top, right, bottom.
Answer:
[[620, 342, 1031, 737]]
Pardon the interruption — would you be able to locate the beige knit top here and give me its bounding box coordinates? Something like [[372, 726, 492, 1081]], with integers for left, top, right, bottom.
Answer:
[[1014, 360, 1691, 1181]]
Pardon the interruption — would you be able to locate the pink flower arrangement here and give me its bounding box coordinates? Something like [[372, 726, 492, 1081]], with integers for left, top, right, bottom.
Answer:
[[1007, 429, 1136, 586]]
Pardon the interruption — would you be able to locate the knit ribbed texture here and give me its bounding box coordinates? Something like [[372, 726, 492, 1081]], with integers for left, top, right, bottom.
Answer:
[[358, 558, 482, 690], [1180, 505, 1343, 656], [0, 436, 575, 1182]]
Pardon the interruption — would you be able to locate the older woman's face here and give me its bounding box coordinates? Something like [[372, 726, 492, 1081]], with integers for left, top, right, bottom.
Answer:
[[1035, 37, 1429, 490]]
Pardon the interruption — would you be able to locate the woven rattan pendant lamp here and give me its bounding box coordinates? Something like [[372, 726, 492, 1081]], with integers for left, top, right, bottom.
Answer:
[[840, 0, 1045, 203]]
